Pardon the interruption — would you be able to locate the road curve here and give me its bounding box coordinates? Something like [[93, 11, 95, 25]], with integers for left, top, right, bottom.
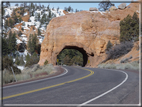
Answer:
[[3, 66, 139, 105]]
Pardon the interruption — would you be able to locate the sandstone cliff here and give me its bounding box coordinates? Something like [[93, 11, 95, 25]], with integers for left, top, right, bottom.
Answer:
[[39, 3, 139, 67]]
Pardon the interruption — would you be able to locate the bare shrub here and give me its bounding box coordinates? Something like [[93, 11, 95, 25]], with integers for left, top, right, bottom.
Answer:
[[106, 41, 133, 60]]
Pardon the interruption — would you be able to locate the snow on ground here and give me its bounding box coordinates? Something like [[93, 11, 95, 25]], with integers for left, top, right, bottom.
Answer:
[[24, 12, 28, 16], [21, 34, 26, 37], [16, 38, 22, 44], [13, 58, 15, 62], [4, 8, 13, 16], [39, 37, 44, 44], [30, 16, 35, 22], [22, 37, 28, 42], [14, 27, 19, 31], [10, 6, 19, 9], [34, 10, 41, 16], [17, 66, 25, 70], [3, 19, 5, 26], [51, 9, 65, 17], [35, 21, 41, 29], [22, 22, 35, 30]]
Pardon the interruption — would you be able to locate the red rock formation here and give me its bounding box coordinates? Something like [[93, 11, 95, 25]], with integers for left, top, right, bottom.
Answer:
[[39, 3, 139, 67]]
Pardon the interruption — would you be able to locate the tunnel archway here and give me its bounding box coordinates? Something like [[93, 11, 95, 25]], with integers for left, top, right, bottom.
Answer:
[[57, 46, 88, 67]]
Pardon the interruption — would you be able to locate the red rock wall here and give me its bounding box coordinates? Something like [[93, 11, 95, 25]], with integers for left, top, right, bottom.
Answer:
[[38, 3, 139, 67]]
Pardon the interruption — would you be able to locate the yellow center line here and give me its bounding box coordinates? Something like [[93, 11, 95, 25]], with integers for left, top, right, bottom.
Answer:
[[2, 67, 94, 100]]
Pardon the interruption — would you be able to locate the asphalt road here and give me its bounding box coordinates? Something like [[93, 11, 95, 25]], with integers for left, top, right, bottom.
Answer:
[[2, 66, 139, 106]]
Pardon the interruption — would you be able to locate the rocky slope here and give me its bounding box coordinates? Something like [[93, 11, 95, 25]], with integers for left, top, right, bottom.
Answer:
[[39, 3, 140, 67]]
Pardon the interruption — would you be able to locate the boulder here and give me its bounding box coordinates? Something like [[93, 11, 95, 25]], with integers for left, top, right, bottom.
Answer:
[[109, 6, 117, 11], [89, 7, 98, 11], [118, 3, 126, 10]]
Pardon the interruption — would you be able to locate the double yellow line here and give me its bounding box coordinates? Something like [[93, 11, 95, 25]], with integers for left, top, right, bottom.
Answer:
[[2, 68, 94, 100]]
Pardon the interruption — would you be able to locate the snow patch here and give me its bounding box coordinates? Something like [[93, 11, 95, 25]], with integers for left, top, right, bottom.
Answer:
[[14, 27, 19, 31], [4, 8, 13, 16], [16, 38, 22, 44], [24, 12, 28, 16], [17, 66, 25, 70]]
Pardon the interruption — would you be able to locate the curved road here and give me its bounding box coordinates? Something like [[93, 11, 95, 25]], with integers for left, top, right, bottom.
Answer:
[[2, 66, 139, 106]]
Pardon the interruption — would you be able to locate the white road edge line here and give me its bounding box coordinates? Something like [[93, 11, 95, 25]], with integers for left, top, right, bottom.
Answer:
[[3, 66, 68, 89], [78, 69, 128, 107]]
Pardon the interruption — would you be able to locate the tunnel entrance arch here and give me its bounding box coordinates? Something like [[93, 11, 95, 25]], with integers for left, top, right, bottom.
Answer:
[[57, 46, 88, 67]]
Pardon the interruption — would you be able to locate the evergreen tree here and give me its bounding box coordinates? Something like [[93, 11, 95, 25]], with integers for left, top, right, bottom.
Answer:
[[7, 31, 17, 55], [48, 9, 51, 18], [44, 60, 48, 65], [38, 28, 41, 36], [38, 13, 40, 21], [11, 32, 17, 53], [14, 15, 18, 24], [15, 55, 20, 65], [63, 55, 71, 65], [22, 22, 25, 26], [9, 18, 14, 28], [28, 34, 38, 55], [6, 1, 10, 7], [26, 53, 30, 62], [64, 7, 68, 12], [19, 17, 23, 22], [19, 55, 25, 65], [98, 0, 113, 11], [21, 27, 24, 31], [2, 37, 8, 56], [4, 20, 8, 30], [28, 34, 33, 54], [2, 8, 5, 16], [68, 6, 71, 12], [47, 4, 50, 11], [106, 40, 112, 51], [120, 12, 139, 42], [57, 7, 60, 12]]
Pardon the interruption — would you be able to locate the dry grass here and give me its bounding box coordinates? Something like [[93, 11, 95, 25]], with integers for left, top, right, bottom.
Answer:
[[3, 64, 56, 85], [98, 61, 139, 70]]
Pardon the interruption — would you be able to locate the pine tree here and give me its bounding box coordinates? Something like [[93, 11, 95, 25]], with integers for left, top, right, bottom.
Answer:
[[4, 20, 8, 30], [2, 8, 5, 16], [38, 13, 40, 21], [68, 6, 71, 12], [38, 28, 41, 36], [106, 40, 112, 51], [57, 7, 59, 12], [47, 4, 50, 11], [28, 34, 33, 54], [7, 30, 13, 54], [26, 53, 30, 63], [19, 55, 25, 65], [48, 9, 51, 18], [11, 32, 17, 53], [9, 18, 14, 28], [64, 7, 68, 12], [120, 12, 139, 42], [98, 0, 112, 11], [44, 60, 48, 65], [19, 17, 23, 22], [15, 55, 20, 65], [2, 37, 8, 56], [28, 34, 38, 55]]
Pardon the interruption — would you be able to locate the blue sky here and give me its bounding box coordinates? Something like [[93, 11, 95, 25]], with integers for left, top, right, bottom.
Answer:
[[9, 2, 131, 11], [7, 0, 134, 11]]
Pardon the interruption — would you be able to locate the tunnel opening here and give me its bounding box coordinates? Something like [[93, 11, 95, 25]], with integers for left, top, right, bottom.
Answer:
[[57, 46, 88, 67]]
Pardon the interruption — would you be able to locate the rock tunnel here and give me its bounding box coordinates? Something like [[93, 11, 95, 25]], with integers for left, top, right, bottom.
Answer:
[[57, 46, 90, 67]]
